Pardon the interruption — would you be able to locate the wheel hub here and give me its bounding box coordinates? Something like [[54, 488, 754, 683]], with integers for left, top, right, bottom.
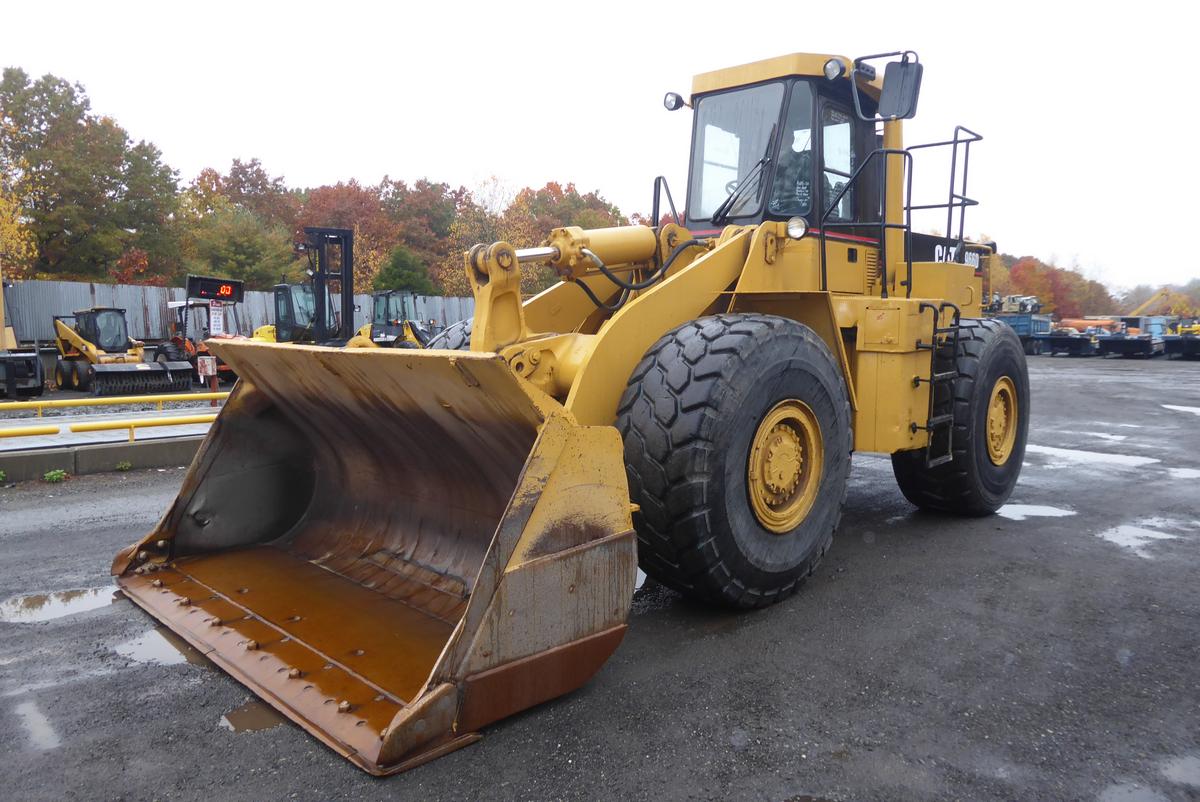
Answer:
[[986, 376, 1018, 465], [747, 400, 823, 534]]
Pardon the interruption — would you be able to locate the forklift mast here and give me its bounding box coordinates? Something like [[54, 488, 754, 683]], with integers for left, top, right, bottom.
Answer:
[[303, 226, 356, 345]]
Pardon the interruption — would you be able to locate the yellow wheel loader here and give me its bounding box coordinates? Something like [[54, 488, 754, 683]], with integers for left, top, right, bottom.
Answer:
[[113, 50, 1028, 775], [53, 308, 192, 395], [345, 290, 433, 349]]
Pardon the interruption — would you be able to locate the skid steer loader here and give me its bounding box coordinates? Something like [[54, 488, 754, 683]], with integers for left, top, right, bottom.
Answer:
[[114, 50, 1028, 775], [53, 308, 192, 395]]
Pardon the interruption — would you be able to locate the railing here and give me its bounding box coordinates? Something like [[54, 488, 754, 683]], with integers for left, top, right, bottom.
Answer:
[[0, 413, 217, 442], [817, 125, 983, 299], [69, 414, 218, 443], [1, 392, 229, 417]]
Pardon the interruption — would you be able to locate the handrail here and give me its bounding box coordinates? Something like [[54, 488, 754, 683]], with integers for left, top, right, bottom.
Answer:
[[0, 424, 61, 438], [817, 125, 984, 299], [819, 147, 913, 298], [0, 392, 228, 417], [70, 414, 217, 443]]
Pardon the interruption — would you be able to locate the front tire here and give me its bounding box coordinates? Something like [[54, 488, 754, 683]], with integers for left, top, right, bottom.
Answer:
[[618, 313, 852, 609], [891, 318, 1029, 515]]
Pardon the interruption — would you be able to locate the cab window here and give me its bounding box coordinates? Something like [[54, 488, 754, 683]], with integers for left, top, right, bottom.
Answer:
[[768, 82, 815, 216], [821, 105, 856, 221]]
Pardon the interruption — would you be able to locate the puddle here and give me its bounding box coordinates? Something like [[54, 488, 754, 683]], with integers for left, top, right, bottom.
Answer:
[[1160, 754, 1200, 787], [114, 627, 212, 667], [997, 504, 1076, 521], [13, 700, 61, 750], [219, 699, 287, 733], [1025, 444, 1159, 467], [0, 587, 123, 623], [1167, 467, 1200, 480], [1095, 523, 1180, 558], [1162, 404, 1200, 417]]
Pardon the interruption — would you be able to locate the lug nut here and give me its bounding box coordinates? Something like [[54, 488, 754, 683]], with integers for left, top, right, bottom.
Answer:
[[155, 540, 168, 550], [245, 640, 258, 651], [337, 700, 352, 713], [151, 579, 163, 588], [288, 668, 302, 679], [178, 597, 190, 606]]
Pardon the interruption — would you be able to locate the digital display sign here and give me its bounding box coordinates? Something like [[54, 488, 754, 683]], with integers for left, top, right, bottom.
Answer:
[[186, 275, 244, 303]]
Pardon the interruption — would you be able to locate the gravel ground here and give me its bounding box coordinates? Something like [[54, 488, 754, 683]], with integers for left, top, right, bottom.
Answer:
[[1, 357, 1199, 801]]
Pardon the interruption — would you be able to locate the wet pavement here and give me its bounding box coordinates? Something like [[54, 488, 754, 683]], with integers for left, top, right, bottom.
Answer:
[[1, 357, 1199, 800]]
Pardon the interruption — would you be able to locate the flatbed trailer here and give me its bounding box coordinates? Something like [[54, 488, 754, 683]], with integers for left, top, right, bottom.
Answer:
[[1097, 315, 1169, 358], [1041, 333, 1099, 356]]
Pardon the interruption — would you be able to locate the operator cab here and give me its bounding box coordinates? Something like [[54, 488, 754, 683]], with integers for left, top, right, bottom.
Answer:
[[682, 65, 884, 237], [672, 53, 925, 241], [75, 308, 132, 353]]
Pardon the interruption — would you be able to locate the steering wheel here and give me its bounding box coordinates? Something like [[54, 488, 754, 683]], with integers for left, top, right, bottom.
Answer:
[[725, 179, 739, 193]]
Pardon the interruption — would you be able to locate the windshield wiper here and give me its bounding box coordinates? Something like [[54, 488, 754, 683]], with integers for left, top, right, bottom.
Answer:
[[711, 123, 777, 225]]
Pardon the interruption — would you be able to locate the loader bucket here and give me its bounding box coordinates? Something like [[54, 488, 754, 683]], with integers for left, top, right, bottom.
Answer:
[[113, 340, 636, 775]]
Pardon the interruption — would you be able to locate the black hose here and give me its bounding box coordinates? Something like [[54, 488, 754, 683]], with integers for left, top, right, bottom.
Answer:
[[574, 281, 630, 312], [570, 238, 704, 312], [585, 238, 705, 292]]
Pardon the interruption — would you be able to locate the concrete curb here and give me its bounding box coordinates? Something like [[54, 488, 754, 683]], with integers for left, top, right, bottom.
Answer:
[[0, 436, 203, 483]]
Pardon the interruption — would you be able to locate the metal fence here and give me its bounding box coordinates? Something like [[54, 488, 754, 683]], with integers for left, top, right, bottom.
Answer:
[[6, 280, 474, 343]]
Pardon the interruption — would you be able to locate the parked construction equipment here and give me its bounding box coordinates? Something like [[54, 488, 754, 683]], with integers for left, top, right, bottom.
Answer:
[[251, 227, 356, 346], [1097, 315, 1169, 357], [0, 261, 44, 397], [349, 289, 432, 348], [114, 51, 1029, 775], [154, 276, 247, 383], [53, 308, 191, 395]]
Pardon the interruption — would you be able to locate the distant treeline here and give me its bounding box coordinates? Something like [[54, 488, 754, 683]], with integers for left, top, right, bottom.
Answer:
[[0, 67, 628, 298], [5, 67, 1191, 317]]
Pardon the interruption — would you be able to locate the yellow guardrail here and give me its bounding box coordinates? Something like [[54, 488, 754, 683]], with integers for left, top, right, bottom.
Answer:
[[69, 414, 218, 443], [0, 424, 61, 438], [0, 392, 229, 417]]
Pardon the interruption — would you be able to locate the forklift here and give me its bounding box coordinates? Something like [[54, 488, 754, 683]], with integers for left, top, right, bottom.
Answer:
[[266, 227, 357, 346]]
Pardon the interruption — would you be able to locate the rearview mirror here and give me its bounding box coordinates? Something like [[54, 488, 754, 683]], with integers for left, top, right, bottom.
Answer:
[[877, 59, 923, 120]]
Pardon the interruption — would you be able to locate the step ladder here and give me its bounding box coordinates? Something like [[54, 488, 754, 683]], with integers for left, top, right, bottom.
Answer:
[[911, 301, 962, 467]]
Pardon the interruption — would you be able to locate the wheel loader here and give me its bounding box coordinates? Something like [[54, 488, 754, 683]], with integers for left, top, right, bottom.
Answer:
[[346, 289, 432, 349], [113, 50, 1028, 776], [53, 308, 192, 395]]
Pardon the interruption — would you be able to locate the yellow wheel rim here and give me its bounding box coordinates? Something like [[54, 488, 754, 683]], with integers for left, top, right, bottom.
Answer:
[[747, 399, 823, 534], [986, 376, 1018, 465]]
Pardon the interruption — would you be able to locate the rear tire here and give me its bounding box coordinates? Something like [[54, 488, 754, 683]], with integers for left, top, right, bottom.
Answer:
[[891, 318, 1029, 515], [618, 313, 852, 609], [54, 360, 69, 390], [426, 319, 472, 350]]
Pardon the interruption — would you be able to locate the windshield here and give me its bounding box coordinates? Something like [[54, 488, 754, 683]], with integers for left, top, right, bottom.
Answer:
[[372, 293, 407, 326], [93, 310, 129, 352], [291, 284, 336, 331], [687, 82, 785, 221]]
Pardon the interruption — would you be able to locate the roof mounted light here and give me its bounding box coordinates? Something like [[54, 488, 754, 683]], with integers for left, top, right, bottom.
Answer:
[[663, 92, 687, 111], [786, 217, 808, 240], [823, 58, 846, 81]]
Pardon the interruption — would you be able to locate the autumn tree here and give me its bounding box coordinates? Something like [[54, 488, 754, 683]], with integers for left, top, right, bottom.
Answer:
[[0, 67, 179, 279], [295, 181, 399, 290], [180, 198, 296, 289]]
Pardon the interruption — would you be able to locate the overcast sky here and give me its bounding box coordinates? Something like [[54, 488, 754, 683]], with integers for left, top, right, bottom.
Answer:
[[5, 1, 1194, 289]]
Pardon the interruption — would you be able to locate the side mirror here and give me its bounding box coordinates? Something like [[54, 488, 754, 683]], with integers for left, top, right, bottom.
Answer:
[[877, 59, 923, 120]]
